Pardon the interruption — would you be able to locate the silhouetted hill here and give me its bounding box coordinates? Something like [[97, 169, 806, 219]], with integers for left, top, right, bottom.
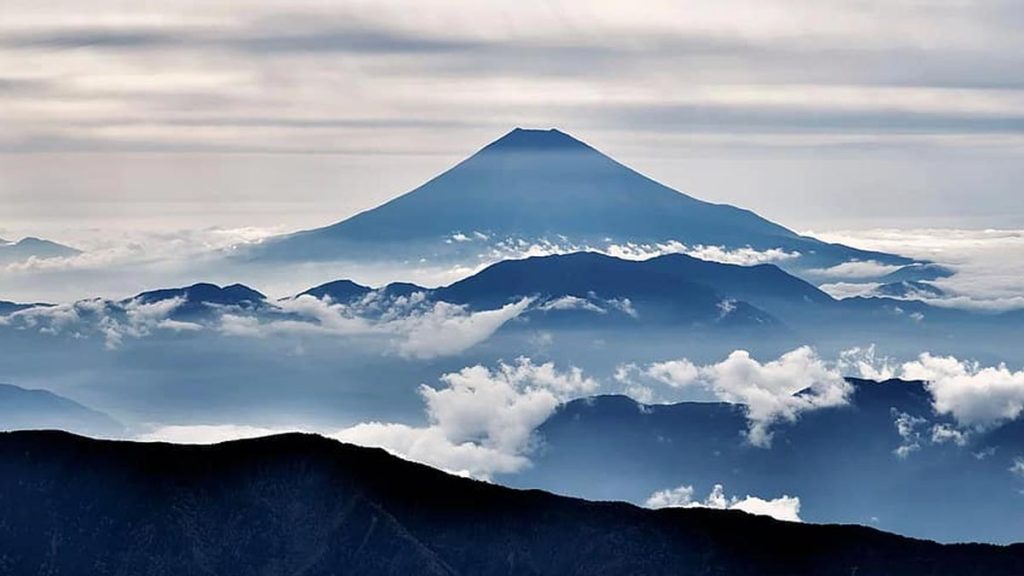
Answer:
[[251, 128, 912, 271], [1, 431, 1021, 575]]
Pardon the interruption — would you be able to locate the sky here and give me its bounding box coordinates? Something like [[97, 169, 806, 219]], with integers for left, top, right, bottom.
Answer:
[[1, 0, 1023, 246]]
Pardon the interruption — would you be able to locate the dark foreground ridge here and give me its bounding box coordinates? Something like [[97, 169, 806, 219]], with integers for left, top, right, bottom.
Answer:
[[1, 431, 1021, 576]]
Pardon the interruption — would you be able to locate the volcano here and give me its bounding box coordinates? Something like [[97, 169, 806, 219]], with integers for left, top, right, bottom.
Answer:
[[252, 128, 912, 272]]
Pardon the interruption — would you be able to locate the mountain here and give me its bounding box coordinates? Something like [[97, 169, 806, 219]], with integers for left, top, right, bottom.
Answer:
[[0, 384, 123, 437], [438, 251, 830, 313], [507, 379, 1024, 543], [300, 279, 372, 302], [130, 283, 267, 318], [290, 252, 992, 336], [881, 263, 955, 283], [2, 431, 1022, 575], [249, 128, 913, 273], [0, 300, 39, 315], [874, 280, 946, 299], [0, 236, 81, 264]]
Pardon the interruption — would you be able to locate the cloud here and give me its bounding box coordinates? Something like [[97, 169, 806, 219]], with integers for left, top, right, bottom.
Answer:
[[604, 241, 799, 265], [840, 346, 1024, 439], [480, 236, 799, 267], [4, 294, 202, 349], [838, 345, 898, 381], [392, 298, 531, 359], [645, 483, 801, 523], [218, 294, 531, 359], [817, 281, 882, 299], [808, 260, 905, 279], [137, 424, 294, 444], [809, 229, 1024, 311], [892, 409, 926, 458], [336, 358, 597, 478], [1010, 457, 1024, 479], [620, 346, 851, 446], [536, 294, 638, 318], [900, 353, 1024, 429]]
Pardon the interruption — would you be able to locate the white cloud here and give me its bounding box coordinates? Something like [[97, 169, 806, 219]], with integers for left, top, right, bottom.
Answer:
[[605, 241, 798, 265], [215, 294, 530, 359], [838, 345, 897, 381], [621, 346, 851, 446], [810, 229, 1024, 312], [390, 298, 531, 359], [482, 237, 799, 267], [817, 281, 882, 299], [1010, 457, 1024, 479], [3, 294, 200, 349], [645, 483, 801, 523], [539, 295, 607, 314], [645, 359, 700, 389], [137, 424, 294, 444], [930, 423, 969, 446], [334, 358, 597, 478], [900, 353, 1024, 429], [892, 409, 925, 458], [808, 260, 904, 279]]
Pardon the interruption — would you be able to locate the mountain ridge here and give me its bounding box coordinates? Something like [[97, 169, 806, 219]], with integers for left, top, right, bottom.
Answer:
[[2, 430, 1022, 575]]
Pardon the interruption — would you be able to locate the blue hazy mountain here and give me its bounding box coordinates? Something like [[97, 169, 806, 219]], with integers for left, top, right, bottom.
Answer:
[[0, 383, 123, 437], [438, 251, 831, 310], [507, 379, 1024, 544], [873, 280, 946, 299], [300, 279, 372, 302], [130, 283, 267, 318], [0, 300, 41, 315], [250, 128, 913, 272], [3, 431, 1023, 575], [290, 252, 1002, 337], [881, 263, 955, 283], [0, 236, 81, 264]]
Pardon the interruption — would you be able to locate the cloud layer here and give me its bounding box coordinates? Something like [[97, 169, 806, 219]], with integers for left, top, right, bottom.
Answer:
[[645, 483, 802, 523], [812, 228, 1024, 311]]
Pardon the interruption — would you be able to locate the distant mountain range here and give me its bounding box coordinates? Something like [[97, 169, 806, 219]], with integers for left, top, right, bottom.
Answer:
[[296, 252, 1002, 335], [508, 379, 1024, 544], [0, 383, 123, 437], [0, 236, 80, 265], [3, 252, 1011, 351], [2, 431, 1022, 575], [247, 128, 918, 277], [131, 282, 268, 319]]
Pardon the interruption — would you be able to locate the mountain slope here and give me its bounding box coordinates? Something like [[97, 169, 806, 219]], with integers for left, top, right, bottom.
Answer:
[[0, 236, 80, 264], [0, 384, 123, 437], [437, 251, 831, 312], [251, 128, 912, 271], [1, 431, 1022, 575], [130, 283, 267, 318]]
